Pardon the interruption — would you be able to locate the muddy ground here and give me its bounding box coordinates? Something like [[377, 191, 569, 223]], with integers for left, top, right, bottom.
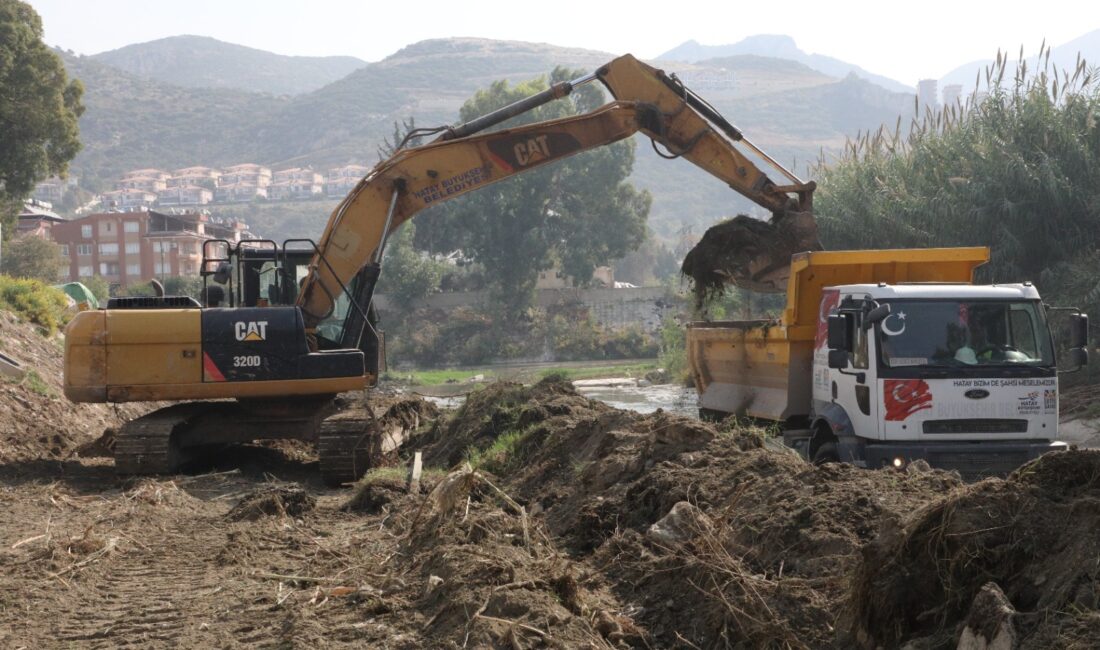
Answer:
[[3, 312, 1100, 648]]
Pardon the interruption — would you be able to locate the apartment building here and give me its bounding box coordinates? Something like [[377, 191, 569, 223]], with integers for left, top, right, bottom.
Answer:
[[50, 210, 251, 290], [115, 175, 168, 192], [171, 166, 220, 179], [216, 183, 268, 203], [273, 168, 322, 184], [158, 185, 214, 206], [16, 202, 65, 241], [101, 189, 157, 211], [166, 172, 218, 190], [325, 164, 370, 198], [220, 163, 272, 187], [121, 169, 170, 181]]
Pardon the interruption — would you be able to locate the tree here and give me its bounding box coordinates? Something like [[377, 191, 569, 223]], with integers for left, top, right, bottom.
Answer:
[[82, 274, 109, 303], [376, 221, 445, 316], [0, 235, 62, 282], [413, 68, 650, 321], [0, 0, 84, 240]]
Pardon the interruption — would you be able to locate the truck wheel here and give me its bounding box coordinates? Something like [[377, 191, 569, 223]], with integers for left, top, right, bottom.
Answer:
[[812, 441, 840, 465], [698, 407, 729, 423]]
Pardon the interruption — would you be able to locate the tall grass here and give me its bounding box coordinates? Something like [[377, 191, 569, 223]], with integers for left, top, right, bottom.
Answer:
[[815, 45, 1100, 305]]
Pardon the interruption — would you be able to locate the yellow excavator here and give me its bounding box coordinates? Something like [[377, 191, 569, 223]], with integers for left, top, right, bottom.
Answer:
[[63, 54, 818, 484]]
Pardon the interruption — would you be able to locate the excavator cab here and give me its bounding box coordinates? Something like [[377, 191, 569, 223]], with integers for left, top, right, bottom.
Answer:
[[198, 238, 385, 376]]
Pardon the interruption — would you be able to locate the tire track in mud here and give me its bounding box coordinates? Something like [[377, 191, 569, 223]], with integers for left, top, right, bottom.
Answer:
[[47, 514, 232, 648]]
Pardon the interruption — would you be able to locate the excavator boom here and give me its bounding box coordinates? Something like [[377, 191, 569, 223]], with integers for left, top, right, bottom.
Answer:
[[298, 54, 818, 328]]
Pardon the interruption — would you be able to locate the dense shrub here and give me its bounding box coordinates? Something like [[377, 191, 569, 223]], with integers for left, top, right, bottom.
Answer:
[[0, 274, 70, 333], [387, 305, 658, 367]]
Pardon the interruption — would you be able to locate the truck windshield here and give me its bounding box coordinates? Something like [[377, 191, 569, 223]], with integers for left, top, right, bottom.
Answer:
[[877, 300, 1053, 368]]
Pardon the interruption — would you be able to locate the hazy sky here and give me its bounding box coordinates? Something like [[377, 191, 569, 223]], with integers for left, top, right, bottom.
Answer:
[[28, 0, 1095, 84]]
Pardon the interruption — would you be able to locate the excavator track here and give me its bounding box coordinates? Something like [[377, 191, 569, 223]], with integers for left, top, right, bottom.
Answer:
[[317, 413, 376, 487], [114, 404, 206, 476]]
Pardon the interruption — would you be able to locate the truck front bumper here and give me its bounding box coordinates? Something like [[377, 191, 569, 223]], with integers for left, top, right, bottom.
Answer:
[[859, 440, 1067, 479]]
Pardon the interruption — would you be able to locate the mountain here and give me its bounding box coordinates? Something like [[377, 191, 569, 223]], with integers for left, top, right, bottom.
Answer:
[[248, 38, 614, 166], [937, 29, 1100, 99], [61, 38, 916, 241], [90, 35, 367, 95], [658, 35, 913, 94]]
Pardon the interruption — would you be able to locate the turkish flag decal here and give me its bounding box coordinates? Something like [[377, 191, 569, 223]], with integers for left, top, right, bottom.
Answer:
[[884, 379, 933, 421]]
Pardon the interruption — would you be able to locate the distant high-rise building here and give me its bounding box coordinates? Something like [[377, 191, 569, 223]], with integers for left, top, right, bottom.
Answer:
[[917, 79, 939, 111], [942, 84, 962, 108]]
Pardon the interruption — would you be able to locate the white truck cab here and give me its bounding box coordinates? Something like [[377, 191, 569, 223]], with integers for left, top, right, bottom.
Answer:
[[819, 282, 1088, 475]]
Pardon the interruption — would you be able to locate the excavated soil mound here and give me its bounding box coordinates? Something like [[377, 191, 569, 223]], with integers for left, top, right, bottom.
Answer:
[[414, 378, 598, 469], [852, 449, 1100, 649], [401, 469, 646, 648], [0, 310, 148, 462], [681, 211, 820, 304], [414, 378, 966, 647]]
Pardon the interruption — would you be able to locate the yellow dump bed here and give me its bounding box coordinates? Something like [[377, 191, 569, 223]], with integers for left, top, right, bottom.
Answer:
[[688, 247, 989, 421]]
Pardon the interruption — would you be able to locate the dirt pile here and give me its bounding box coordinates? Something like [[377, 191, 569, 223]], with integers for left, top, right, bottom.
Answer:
[[851, 449, 1100, 649], [680, 211, 821, 303], [409, 377, 967, 647], [0, 310, 147, 463], [398, 466, 646, 648]]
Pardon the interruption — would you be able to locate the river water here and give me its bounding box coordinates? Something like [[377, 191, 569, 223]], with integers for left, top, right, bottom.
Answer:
[[417, 383, 700, 418], [573, 383, 699, 417]]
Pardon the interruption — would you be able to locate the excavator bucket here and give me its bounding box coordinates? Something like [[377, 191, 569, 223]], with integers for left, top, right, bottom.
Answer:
[[681, 210, 821, 305]]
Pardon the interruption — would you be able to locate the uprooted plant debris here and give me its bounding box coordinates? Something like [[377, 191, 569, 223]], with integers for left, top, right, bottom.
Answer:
[[680, 211, 821, 305], [227, 485, 316, 521], [851, 449, 1100, 649]]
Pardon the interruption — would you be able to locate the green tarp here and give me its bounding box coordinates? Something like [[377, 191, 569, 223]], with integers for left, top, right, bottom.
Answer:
[[54, 282, 99, 310]]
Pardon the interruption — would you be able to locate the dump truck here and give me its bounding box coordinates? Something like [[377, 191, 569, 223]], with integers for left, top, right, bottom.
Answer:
[[687, 247, 1089, 477]]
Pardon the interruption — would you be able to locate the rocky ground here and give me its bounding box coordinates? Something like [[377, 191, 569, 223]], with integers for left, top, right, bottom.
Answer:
[[2, 310, 1099, 648]]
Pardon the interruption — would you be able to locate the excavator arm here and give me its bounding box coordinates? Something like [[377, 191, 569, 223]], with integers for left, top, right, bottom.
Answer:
[[298, 54, 819, 330]]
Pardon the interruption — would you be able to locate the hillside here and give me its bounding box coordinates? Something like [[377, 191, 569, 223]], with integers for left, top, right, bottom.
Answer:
[[249, 38, 615, 166], [61, 37, 913, 240], [91, 35, 367, 96], [60, 51, 284, 188], [659, 35, 913, 93]]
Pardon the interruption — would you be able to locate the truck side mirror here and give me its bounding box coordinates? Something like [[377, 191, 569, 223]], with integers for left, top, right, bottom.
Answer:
[[1070, 313, 1089, 349], [213, 261, 232, 285], [827, 313, 852, 351], [828, 348, 849, 370], [863, 303, 891, 330]]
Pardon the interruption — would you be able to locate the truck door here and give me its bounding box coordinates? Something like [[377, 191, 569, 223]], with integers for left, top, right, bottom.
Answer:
[[831, 309, 880, 442]]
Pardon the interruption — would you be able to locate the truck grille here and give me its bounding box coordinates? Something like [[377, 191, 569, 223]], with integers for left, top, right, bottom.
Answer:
[[922, 419, 1029, 434], [925, 450, 1033, 479]]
